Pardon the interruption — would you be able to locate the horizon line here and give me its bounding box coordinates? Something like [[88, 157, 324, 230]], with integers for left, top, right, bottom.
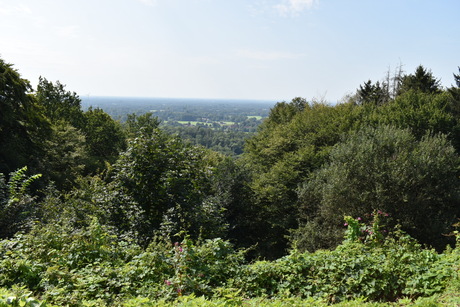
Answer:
[[80, 95, 283, 103]]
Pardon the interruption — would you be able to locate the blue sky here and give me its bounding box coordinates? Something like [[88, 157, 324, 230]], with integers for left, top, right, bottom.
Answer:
[[0, 0, 459, 102]]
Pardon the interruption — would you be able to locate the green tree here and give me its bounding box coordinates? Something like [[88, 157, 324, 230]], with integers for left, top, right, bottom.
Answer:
[[35, 77, 85, 128], [0, 58, 49, 175], [373, 91, 456, 138], [398, 65, 442, 95], [294, 126, 460, 252], [163, 125, 251, 156], [260, 97, 306, 129], [124, 112, 161, 138], [111, 129, 224, 244], [82, 107, 126, 174], [35, 78, 126, 178], [356, 80, 389, 105], [448, 67, 460, 116], [206, 157, 259, 252], [367, 90, 460, 153], [243, 99, 358, 258], [40, 122, 88, 190]]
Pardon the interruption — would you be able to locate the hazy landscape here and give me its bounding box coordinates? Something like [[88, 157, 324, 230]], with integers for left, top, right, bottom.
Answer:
[[1, 0, 459, 305]]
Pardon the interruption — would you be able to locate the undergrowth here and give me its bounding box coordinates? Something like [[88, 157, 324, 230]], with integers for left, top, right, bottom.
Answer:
[[0, 212, 458, 306]]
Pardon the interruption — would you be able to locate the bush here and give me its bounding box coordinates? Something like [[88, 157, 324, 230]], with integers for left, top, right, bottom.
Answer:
[[294, 125, 460, 252], [233, 216, 458, 303], [0, 220, 245, 305]]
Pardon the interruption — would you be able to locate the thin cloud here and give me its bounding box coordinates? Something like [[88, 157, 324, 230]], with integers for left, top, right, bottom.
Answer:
[[137, 0, 158, 7], [274, 0, 317, 16], [0, 3, 31, 16], [236, 49, 306, 61], [57, 25, 81, 39]]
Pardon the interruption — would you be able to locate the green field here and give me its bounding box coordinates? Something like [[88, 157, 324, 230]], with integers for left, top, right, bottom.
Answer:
[[177, 121, 211, 126], [176, 120, 235, 126]]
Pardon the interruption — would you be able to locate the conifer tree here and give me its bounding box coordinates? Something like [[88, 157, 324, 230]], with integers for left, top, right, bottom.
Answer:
[[398, 65, 442, 95]]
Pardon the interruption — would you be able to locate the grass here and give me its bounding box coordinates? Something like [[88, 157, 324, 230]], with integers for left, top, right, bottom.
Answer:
[[122, 294, 460, 306], [2, 286, 459, 306], [177, 121, 212, 126], [176, 121, 235, 126]]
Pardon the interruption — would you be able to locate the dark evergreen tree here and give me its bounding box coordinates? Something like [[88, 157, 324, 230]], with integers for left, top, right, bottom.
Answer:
[[448, 67, 460, 115], [356, 80, 389, 105], [398, 65, 442, 95], [453, 67, 460, 88]]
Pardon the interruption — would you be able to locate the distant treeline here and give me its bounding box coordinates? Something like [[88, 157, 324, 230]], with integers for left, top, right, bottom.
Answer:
[[81, 96, 273, 123]]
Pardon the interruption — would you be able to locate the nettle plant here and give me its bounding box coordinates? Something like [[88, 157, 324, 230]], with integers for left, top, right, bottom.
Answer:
[[343, 209, 390, 245]]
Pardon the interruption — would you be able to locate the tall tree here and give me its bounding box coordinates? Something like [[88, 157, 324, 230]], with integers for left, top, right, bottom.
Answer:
[[448, 67, 460, 115], [356, 80, 389, 105], [124, 112, 161, 138], [207, 157, 259, 252], [453, 67, 460, 88], [243, 99, 358, 258], [111, 129, 224, 244], [0, 58, 49, 175], [398, 65, 442, 95], [41, 122, 88, 190], [373, 90, 456, 139], [35, 77, 84, 128], [82, 107, 126, 174]]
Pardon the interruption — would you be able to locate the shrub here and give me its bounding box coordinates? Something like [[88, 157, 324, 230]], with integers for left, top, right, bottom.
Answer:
[[295, 125, 460, 252], [232, 216, 458, 303]]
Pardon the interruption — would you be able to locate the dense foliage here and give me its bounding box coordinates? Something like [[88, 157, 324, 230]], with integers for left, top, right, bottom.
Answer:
[[0, 214, 458, 306], [294, 126, 460, 251], [242, 67, 460, 257], [1, 57, 460, 305]]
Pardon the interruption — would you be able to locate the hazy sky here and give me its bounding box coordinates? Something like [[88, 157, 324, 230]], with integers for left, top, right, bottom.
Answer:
[[1, 0, 459, 101]]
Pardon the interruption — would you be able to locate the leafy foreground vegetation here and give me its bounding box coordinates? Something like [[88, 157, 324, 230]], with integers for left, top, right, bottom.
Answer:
[[0, 215, 459, 306], [2, 57, 460, 305]]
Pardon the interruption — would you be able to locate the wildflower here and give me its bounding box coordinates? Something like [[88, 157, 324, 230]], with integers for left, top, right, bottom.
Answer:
[[357, 217, 362, 221], [165, 280, 172, 286], [344, 223, 348, 227]]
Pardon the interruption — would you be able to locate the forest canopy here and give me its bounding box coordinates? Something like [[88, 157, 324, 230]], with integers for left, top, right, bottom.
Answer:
[[1, 57, 460, 305]]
